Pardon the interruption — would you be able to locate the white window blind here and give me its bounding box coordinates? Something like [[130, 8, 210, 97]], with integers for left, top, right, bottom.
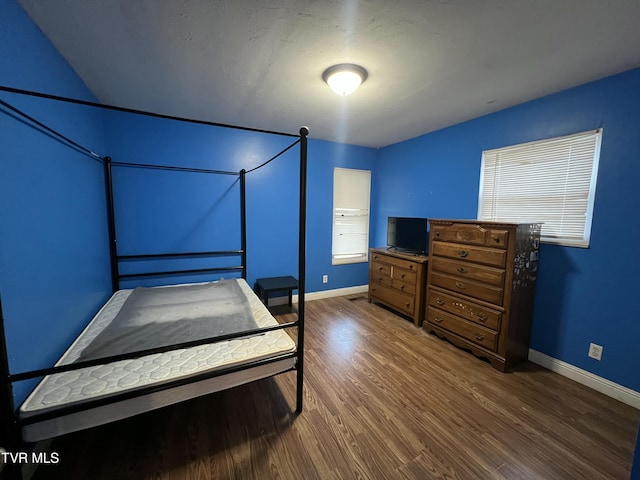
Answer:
[[332, 168, 371, 265], [478, 129, 602, 248]]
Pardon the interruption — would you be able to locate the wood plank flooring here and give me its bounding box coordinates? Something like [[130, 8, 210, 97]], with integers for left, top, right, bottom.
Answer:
[[32, 294, 638, 479]]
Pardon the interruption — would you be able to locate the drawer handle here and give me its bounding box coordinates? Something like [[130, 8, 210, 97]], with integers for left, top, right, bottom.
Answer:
[[434, 316, 443, 323], [477, 312, 487, 321], [409, 265, 414, 270], [492, 236, 501, 243], [436, 298, 445, 305], [378, 266, 384, 271], [405, 302, 411, 308], [474, 333, 484, 341], [456, 267, 468, 274], [400, 273, 405, 279], [458, 250, 469, 258], [399, 284, 405, 290], [455, 282, 466, 289]]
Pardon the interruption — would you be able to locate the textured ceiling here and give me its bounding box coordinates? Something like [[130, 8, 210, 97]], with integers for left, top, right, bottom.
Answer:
[[18, 0, 640, 147]]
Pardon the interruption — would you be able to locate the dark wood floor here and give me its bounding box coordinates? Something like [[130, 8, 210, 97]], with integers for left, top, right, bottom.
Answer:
[[32, 294, 638, 479]]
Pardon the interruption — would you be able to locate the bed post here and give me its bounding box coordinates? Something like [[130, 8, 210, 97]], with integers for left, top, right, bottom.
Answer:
[[103, 157, 120, 292], [296, 126, 309, 413], [0, 296, 24, 480], [240, 169, 247, 279]]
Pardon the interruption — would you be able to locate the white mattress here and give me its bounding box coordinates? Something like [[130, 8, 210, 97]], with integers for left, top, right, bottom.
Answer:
[[19, 278, 297, 442]]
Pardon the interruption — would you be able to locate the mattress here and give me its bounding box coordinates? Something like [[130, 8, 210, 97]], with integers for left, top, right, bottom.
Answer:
[[19, 278, 297, 442]]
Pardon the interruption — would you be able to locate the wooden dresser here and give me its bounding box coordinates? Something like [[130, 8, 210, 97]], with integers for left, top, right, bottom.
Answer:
[[424, 219, 541, 371], [368, 248, 429, 327]]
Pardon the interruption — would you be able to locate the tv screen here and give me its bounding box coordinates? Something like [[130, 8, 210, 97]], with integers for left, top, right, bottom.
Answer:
[[387, 217, 428, 254]]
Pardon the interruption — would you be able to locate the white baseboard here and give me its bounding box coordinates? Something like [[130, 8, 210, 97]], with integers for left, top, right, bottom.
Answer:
[[529, 349, 640, 410], [265, 285, 368, 306], [302, 285, 369, 301]]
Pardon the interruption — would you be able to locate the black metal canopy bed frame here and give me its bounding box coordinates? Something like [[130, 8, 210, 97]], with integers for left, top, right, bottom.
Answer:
[[0, 86, 308, 479]]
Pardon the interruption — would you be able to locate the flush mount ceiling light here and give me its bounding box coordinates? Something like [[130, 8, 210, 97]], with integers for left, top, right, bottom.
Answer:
[[322, 63, 368, 96]]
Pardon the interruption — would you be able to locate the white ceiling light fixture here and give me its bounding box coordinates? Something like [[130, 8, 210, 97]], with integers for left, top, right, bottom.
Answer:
[[322, 63, 368, 96]]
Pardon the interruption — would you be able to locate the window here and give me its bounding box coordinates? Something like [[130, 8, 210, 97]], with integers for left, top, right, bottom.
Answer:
[[332, 167, 371, 264], [478, 129, 602, 248]]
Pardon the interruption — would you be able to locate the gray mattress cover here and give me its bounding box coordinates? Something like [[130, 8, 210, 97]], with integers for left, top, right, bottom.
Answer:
[[77, 279, 256, 362]]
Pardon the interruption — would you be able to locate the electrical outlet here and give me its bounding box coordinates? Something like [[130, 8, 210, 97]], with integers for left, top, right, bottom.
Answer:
[[322, 274, 328, 284], [588, 343, 603, 360]]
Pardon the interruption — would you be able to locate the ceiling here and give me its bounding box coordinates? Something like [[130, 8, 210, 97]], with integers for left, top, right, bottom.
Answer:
[[18, 0, 640, 148]]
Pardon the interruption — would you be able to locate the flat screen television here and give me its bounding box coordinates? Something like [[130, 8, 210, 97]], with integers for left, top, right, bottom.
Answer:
[[387, 217, 428, 254]]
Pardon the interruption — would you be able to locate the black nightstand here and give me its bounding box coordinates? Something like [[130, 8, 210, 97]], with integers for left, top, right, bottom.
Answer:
[[254, 276, 298, 308]]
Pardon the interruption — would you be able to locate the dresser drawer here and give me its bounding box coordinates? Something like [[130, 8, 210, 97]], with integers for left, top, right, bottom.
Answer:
[[390, 278, 416, 295], [430, 257, 505, 287], [370, 251, 420, 272], [429, 272, 504, 305], [393, 267, 417, 285], [431, 223, 509, 249], [431, 241, 507, 268], [370, 261, 392, 278], [370, 271, 392, 289], [427, 288, 501, 331], [370, 255, 418, 285], [427, 308, 498, 351], [370, 284, 414, 316], [371, 275, 415, 295]]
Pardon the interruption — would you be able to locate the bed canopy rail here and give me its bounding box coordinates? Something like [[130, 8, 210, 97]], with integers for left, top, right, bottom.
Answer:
[[105, 134, 302, 287], [9, 320, 297, 383], [12, 344, 298, 427], [297, 127, 308, 412], [0, 86, 301, 290], [104, 157, 249, 289], [0, 86, 308, 480], [0, 85, 299, 138]]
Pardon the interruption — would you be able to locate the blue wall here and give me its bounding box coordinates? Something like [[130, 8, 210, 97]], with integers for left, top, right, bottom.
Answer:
[[375, 68, 640, 394], [0, 1, 112, 402], [103, 110, 302, 288], [306, 139, 377, 292], [102, 111, 377, 292]]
